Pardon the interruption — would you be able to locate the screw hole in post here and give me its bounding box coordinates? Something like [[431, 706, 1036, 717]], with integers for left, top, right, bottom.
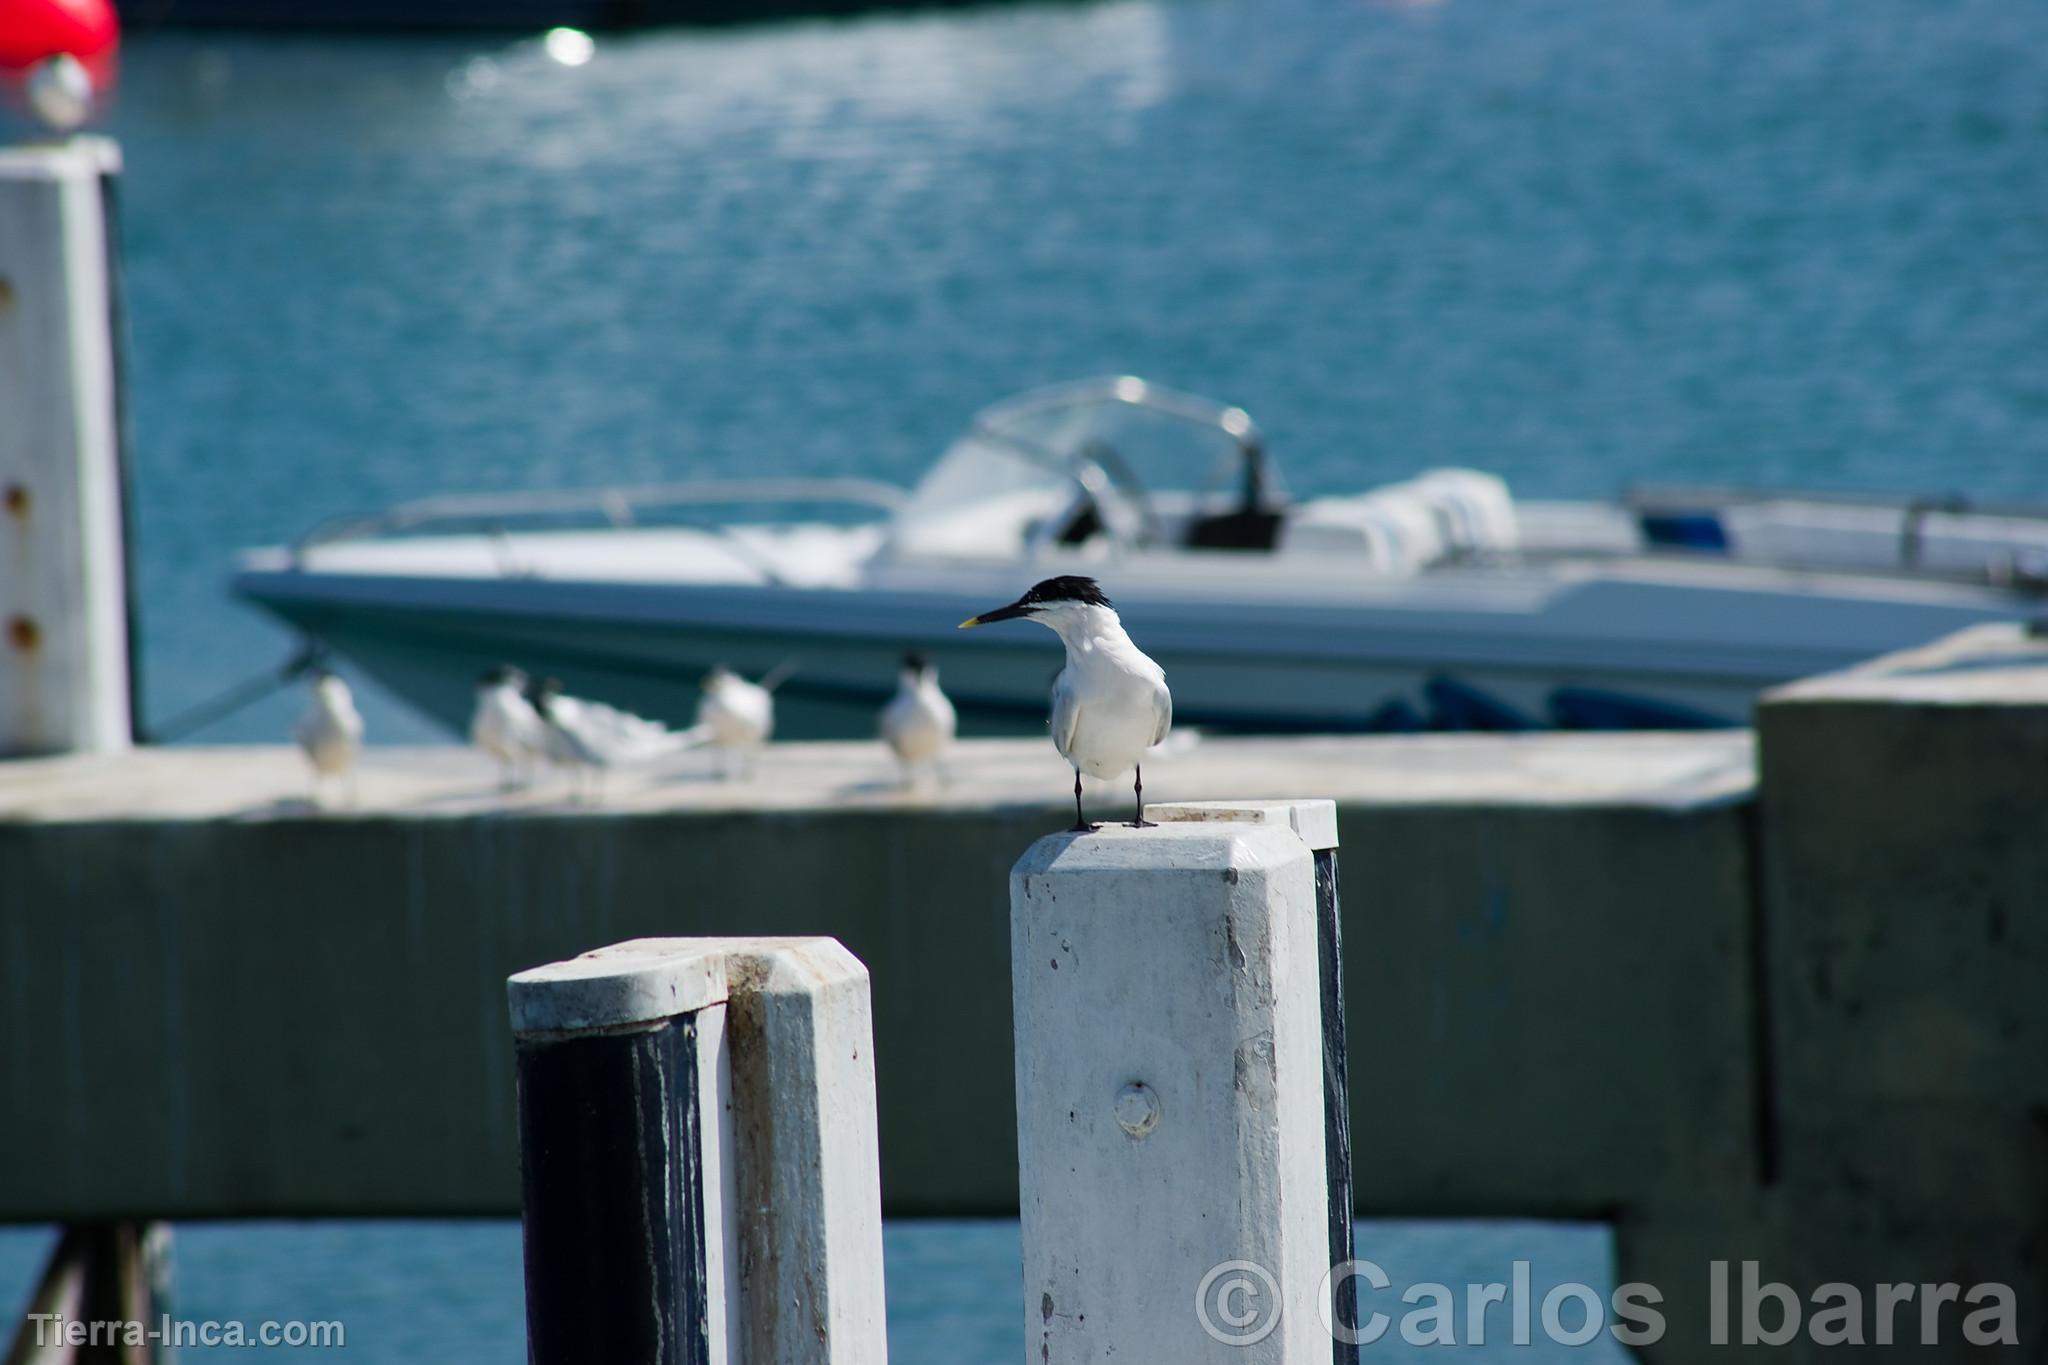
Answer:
[[1113, 1081, 1160, 1139]]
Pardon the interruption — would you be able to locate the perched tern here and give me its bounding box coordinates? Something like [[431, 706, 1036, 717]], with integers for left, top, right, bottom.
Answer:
[[959, 576, 1170, 830], [879, 651, 956, 785], [470, 665, 547, 788], [528, 678, 703, 799], [295, 667, 364, 806], [696, 665, 775, 780]]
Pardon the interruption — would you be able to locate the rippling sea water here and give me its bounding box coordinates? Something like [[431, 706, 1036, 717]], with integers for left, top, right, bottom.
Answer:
[[80, 0, 2048, 742], [0, 1218, 1630, 1362], [6, 1, 2044, 1357]]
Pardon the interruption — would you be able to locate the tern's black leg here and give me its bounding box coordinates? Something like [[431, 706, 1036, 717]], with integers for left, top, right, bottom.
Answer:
[[1128, 764, 1156, 828], [1069, 769, 1098, 833]]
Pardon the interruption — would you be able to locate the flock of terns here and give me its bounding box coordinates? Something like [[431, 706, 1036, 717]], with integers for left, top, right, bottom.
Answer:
[[292, 652, 958, 805], [291, 575, 1173, 830]]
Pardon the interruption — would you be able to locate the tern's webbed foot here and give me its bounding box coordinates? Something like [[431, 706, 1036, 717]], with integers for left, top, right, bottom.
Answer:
[[1069, 821, 1101, 834], [1127, 818, 1157, 829]]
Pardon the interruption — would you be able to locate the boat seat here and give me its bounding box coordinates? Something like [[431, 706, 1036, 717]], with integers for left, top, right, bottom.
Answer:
[[1407, 469, 1520, 554], [1276, 469, 1518, 571], [1054, 500, 1105, 546], [1278, 494, 1442, 572]]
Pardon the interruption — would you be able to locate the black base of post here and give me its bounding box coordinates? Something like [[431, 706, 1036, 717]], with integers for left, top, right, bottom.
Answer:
[[1316, 848, 1361, 1365], [515, 1016, 709, 1365]]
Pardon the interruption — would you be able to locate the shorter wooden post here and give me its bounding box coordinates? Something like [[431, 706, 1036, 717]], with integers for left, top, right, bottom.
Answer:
[[1011, 816, 1333, 1362], [0, 137, 131, 757], [508, 936, 885, 1365]]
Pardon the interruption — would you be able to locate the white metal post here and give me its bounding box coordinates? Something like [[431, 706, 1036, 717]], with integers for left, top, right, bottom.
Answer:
[[1012, 819, 1333, 1362], [0, 136, 130, 757]]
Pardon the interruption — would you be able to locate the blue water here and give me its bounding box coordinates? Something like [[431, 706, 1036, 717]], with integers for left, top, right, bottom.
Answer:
[[0, 1218, 1632, 1361], [79, 0, 2048, 743]]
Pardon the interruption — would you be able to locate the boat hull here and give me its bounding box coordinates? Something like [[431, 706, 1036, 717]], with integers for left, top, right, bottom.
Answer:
[[234, 558, 2029, 738]]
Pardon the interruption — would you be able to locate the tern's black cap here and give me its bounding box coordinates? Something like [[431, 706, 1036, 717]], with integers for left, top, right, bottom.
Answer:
[[1018, 576, 1112, 609]]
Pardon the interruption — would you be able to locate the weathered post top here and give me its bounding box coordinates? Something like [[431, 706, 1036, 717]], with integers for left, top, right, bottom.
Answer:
[[508, 937, 731, 1036]]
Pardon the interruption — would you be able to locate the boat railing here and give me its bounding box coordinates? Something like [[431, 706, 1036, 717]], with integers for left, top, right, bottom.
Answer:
[[1624, 481, 2048, 590], [1626, 481, 2048, 524], [292, 477, 910, 558]]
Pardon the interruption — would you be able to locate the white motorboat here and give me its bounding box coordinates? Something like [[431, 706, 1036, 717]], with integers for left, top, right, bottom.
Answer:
[[233, 377, 2048, 738]]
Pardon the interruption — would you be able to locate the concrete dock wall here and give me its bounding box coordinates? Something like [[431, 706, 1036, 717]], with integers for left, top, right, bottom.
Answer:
[[1616, 623, 2048, 1360], [0, 732, 1751, 1224], [0, 802, 1037, 1217], [1754, 627, 2047, 1355]]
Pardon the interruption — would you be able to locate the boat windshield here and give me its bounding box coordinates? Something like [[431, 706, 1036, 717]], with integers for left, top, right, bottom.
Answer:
[[887, 377, 1272, 557]]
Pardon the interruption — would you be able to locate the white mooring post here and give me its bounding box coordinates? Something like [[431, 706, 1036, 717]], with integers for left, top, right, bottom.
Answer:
[[0, 136, 132, 758], [1012, 800, 1349, 1363], [508, 937, 887, 1365]]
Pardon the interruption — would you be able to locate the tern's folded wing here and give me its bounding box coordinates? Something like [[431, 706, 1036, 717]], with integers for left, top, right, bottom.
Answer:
[[1049, 670, 1081, 761]]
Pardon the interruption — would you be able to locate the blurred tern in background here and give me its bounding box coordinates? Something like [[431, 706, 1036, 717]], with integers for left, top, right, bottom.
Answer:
[[529, 677, 703, 800], [958, 576, 1170, 831], [696, 665, 777, 780], [879, 651, 956, 786], [295, 666, 364, 806], [470, 665, 547, 788]]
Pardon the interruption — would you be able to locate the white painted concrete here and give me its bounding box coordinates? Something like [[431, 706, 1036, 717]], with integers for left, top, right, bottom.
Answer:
[[721, 938, 887, 1365], [509, 936, 887, 1365], [0, 731, 1757, 821], [1011, 822, 1332, 1362], [0, 137, 130, 757], [1148, 798, 1339, 852]]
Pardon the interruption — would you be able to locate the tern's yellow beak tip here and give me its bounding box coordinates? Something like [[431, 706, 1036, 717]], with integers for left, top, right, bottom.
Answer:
[[957, 617, 981, 629]]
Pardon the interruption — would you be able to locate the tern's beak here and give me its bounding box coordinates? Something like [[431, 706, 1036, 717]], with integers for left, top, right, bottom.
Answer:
[[958, 601, 1031, 629]]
